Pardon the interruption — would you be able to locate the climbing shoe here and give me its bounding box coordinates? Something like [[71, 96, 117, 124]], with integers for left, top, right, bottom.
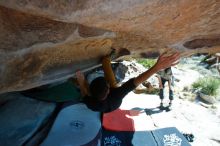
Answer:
[[166, 103, 173, 111], [159, 102, 165, 110]]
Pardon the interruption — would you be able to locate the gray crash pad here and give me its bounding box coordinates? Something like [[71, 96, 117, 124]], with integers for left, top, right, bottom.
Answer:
[[41, 103, 101, 146], [102, 127, 191, 146], [102, 129, 157, 146], [0, 93, 56, 146], [152, 127, 191, 146]]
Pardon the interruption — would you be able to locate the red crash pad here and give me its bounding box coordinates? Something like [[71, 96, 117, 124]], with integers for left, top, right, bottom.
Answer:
[[102, 109, 141, 131]]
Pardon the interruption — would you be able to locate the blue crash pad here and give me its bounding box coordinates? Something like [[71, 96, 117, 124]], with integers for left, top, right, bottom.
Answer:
[[41, 103, 101, 146]]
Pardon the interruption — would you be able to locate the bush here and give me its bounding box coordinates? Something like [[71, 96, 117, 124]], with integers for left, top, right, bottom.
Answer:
[[137, 58, 156, 68], [192, 77, 220, 96]]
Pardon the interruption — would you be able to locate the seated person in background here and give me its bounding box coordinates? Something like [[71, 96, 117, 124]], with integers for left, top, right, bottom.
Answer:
[[156, 67, 174, 109], [76, 51, 180, 113]]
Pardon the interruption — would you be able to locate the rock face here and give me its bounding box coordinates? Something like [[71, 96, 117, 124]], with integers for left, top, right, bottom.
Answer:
[[0, 93, 56, 146], [0, 0, 220, 93]]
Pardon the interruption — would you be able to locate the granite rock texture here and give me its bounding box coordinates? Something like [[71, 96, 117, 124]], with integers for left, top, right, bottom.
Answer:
[[0, 93, 56, 146], [0, 0, 219, 93]]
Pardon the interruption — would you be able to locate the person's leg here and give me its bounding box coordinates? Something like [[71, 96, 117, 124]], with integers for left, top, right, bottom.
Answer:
[[168, 79, 174, 106], [157, 76, 165, 108]]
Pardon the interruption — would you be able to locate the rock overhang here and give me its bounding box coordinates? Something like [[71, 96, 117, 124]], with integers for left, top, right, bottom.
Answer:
[[0, 0, 220, 93]]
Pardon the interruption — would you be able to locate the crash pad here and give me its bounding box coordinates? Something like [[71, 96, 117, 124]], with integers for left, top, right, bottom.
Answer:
[[41, 103, 101, 146], [102, 108, 191, 146], [103, 109, 136, 131], [152, 127, 191, 146], [22, 80, 81, 102], [102, 127, 191, 146], [102, 128, 157, 146], [102, 108, 155, 131]]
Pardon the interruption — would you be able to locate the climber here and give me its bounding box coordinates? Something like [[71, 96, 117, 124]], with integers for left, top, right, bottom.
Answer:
[[156, 67, 174, 110], [76, 51, 180, 113]]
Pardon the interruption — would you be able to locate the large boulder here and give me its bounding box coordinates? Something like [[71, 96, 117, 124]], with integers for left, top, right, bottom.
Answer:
[[0, 0, 220, 93], [0, 93, 56, 146]]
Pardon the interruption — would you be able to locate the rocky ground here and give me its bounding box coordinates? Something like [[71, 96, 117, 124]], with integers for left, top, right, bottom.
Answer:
[[119, 55, 220, 146]]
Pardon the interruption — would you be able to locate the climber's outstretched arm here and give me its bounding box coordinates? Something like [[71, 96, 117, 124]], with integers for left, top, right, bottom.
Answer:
[[102, 55, 117, 88], [133, 52, 180, 86]]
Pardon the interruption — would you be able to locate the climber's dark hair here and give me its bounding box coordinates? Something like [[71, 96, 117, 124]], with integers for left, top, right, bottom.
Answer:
[[89, 77, 109, 100]]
